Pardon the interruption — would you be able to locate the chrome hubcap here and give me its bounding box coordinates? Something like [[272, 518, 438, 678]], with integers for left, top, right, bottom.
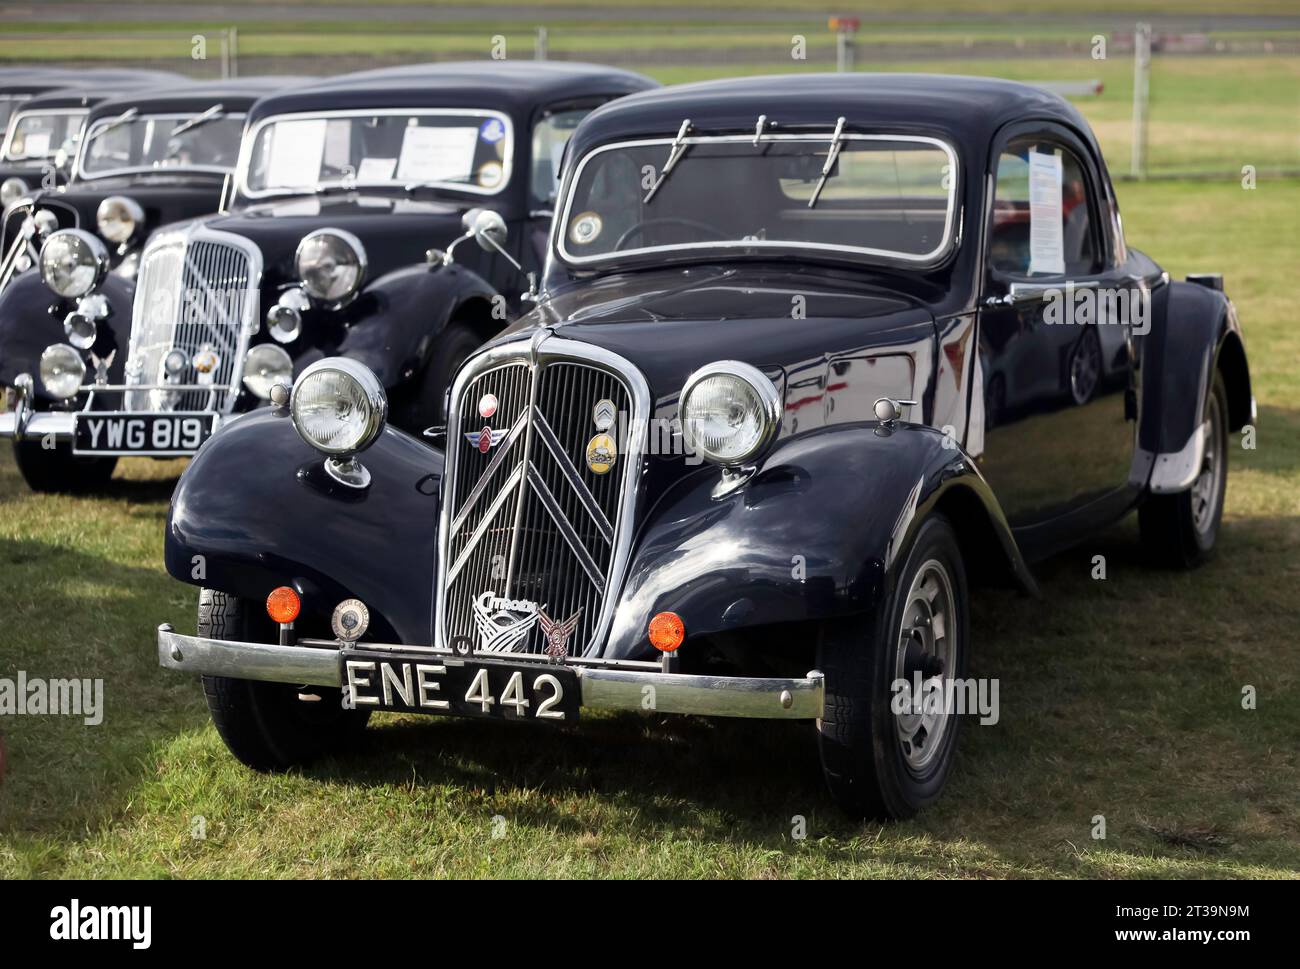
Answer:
[[893, 559, 957, 774], [1192, 395, 1225, 535], [1070, 331, 1100, 404]]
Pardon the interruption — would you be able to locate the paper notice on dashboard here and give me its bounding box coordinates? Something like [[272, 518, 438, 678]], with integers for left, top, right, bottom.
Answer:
[[23, 132, 51, 158], [357, 157, 397, 182], [266, 119, 327, 189], [396, 126, 478, 184], [1027, 149, 1064, 276]]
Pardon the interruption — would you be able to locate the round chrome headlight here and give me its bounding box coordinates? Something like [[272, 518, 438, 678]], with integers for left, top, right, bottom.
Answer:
[[1, 177, 28, 208], [39, 344, 86, 400], [96, 195, 144, 245], [295, 229, 366, 305], [290, 357, 387, 456], [39, 229, 109, 299], [679, 361, 781, 466], [242, 344, 294, 401]]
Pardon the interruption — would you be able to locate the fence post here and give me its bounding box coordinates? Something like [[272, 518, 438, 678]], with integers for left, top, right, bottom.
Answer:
[[1131, 22, 1151, 179], [535, 26, 548, 61], [220, 31, 230, 79], [229, 26, 239, 78]]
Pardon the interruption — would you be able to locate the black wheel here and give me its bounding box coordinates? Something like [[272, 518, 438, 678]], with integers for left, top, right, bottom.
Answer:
[[817, 514, 969, 819], [1139, 370, 1229, 568], [12, 440, 117, 493], [198, 588, 369, 772], [400, 321, 483, 431]]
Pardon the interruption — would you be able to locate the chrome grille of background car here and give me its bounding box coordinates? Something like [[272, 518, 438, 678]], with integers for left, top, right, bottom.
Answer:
[[437, 340, 644, 661], [125, 228, 260, 413]]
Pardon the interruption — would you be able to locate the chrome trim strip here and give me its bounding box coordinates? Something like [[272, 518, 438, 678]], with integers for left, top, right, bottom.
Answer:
[[235, 108, 513, 200], [449, 408, 528, 535], [556, 132, 959, 268], [531, 410, 614, 542], [446, 462, 524, 583], [157, 626, 824, 719]]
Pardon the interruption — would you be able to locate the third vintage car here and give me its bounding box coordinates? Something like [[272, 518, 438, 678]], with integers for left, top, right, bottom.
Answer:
[[0, 62, 655, 492], [154, 74, 1252, 818]]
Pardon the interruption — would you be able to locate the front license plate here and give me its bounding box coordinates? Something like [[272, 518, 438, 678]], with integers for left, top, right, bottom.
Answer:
[[73, 412, 215, 456], [342, 650, 581, 723]]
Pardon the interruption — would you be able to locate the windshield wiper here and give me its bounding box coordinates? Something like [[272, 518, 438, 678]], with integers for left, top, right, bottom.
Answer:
[[85, 107, 138, 146], [807, 116, 847, 209], [171, 104, 224, 138], [642, 119, 692, 204]]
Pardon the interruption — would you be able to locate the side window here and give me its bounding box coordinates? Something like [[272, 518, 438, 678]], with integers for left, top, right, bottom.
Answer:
[[990, 136, 1101, 278], [530, 108, 591, 206]]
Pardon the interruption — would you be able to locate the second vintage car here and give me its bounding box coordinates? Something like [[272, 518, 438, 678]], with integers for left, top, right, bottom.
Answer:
[[154, 74, 1252, 818], [0, 76, 307, 489], [0, 62, 655, 492]]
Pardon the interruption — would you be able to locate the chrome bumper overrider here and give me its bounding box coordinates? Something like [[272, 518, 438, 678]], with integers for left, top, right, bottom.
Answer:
[[156, 625, 825, 720]]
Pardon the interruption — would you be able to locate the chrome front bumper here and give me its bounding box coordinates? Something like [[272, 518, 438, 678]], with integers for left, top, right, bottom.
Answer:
[[0, 408, 73, 442], [157, 625, 825, 720]]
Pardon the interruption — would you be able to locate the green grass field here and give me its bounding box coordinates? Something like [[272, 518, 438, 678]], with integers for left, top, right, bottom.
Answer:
[[0, 175, 1296, 878]]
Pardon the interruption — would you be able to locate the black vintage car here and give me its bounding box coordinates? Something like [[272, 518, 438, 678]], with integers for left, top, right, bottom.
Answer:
[[0, 70, 186, 209], [155, 75, 1252, 818], [0, 62, 656, 492], [0, 77, 307, 490]]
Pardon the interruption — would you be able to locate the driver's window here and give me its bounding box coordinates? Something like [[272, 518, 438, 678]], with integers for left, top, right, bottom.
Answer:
[[990, 136, 1101, 278], [530, 108, 590, 206]]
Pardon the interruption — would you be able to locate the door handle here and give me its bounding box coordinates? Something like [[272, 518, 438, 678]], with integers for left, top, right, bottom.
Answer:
[[983, 279, 1099, 308]]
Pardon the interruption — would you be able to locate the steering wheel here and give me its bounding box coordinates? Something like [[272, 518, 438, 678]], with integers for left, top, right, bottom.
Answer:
[[614, 217, 728, 251]]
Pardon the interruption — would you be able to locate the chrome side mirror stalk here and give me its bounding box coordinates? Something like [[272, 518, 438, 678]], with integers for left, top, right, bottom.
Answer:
[[432, 208, 538, 301]]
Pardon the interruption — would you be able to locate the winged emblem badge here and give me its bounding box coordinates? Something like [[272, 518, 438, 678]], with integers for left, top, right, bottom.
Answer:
[[538, 607, 583, 664]]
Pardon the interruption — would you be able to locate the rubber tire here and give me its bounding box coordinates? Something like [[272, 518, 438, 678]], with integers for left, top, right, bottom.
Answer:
[[816, 514, 970, 820], [1139, 370, 1229, 569], [12, 441, 117, 493], [198, 589, 369, 772], [404, 322, 484, 432]]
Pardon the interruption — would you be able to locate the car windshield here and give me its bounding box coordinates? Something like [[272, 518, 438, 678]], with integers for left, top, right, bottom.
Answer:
[[241, 110, 513, 197], [2, 110, 86, 162], [0, 95, 29, 134], [79, 112, 246, 178], [559, 133, 957, 265]]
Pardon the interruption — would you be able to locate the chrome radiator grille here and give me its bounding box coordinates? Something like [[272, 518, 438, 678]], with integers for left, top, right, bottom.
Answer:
[[437, 340, 644, 661], [126, 228, 260, 413]]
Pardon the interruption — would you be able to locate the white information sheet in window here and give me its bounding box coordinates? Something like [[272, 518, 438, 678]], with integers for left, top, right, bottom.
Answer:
[[266, 119, 327, 189], [1028, 149, 1064, 276], [396, 126, 477, 184]]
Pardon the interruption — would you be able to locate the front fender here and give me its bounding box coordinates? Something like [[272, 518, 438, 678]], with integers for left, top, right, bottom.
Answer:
[[164, 408, 444, 645], [328, 262, 498, 390], [0, 272, 133, 395], [604, 423, 1033, 660]]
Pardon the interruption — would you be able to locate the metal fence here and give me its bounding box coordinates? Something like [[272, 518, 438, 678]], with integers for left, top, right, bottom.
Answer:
[[4, 22, 1295, 180]]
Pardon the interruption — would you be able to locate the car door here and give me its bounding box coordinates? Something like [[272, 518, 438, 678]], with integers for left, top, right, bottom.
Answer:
[[975, 122, 1139, 545]]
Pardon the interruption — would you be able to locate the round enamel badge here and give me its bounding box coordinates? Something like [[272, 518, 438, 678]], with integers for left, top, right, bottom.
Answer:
[[592, 398, 617, 431], [479, 393, 498, 419], [585, 433, 617, 475]]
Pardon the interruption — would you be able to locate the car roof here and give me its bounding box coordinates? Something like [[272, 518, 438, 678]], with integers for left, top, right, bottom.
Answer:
[[246, 61, 658, 126], [0, 68, 188, 98], [87, 77, 317, 121], [567, 72, 1099, 164]]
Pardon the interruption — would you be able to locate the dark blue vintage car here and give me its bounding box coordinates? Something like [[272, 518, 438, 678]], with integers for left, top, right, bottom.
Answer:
[[0, 62, 654, 491], [155, 74, 1252, 818]]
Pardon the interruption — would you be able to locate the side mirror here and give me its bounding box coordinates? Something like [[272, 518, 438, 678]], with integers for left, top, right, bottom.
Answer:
[[464, 208, 509, 252]]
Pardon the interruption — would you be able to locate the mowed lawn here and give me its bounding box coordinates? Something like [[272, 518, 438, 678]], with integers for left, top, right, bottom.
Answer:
[[0, 174, 1295, 878]]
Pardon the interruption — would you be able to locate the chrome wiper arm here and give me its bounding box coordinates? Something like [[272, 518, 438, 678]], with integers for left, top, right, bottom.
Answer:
[[85, 107, 138, 145], [170, 104, 224, 138], [642, 119, 692, 204], [807, 116, 847, 209]]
